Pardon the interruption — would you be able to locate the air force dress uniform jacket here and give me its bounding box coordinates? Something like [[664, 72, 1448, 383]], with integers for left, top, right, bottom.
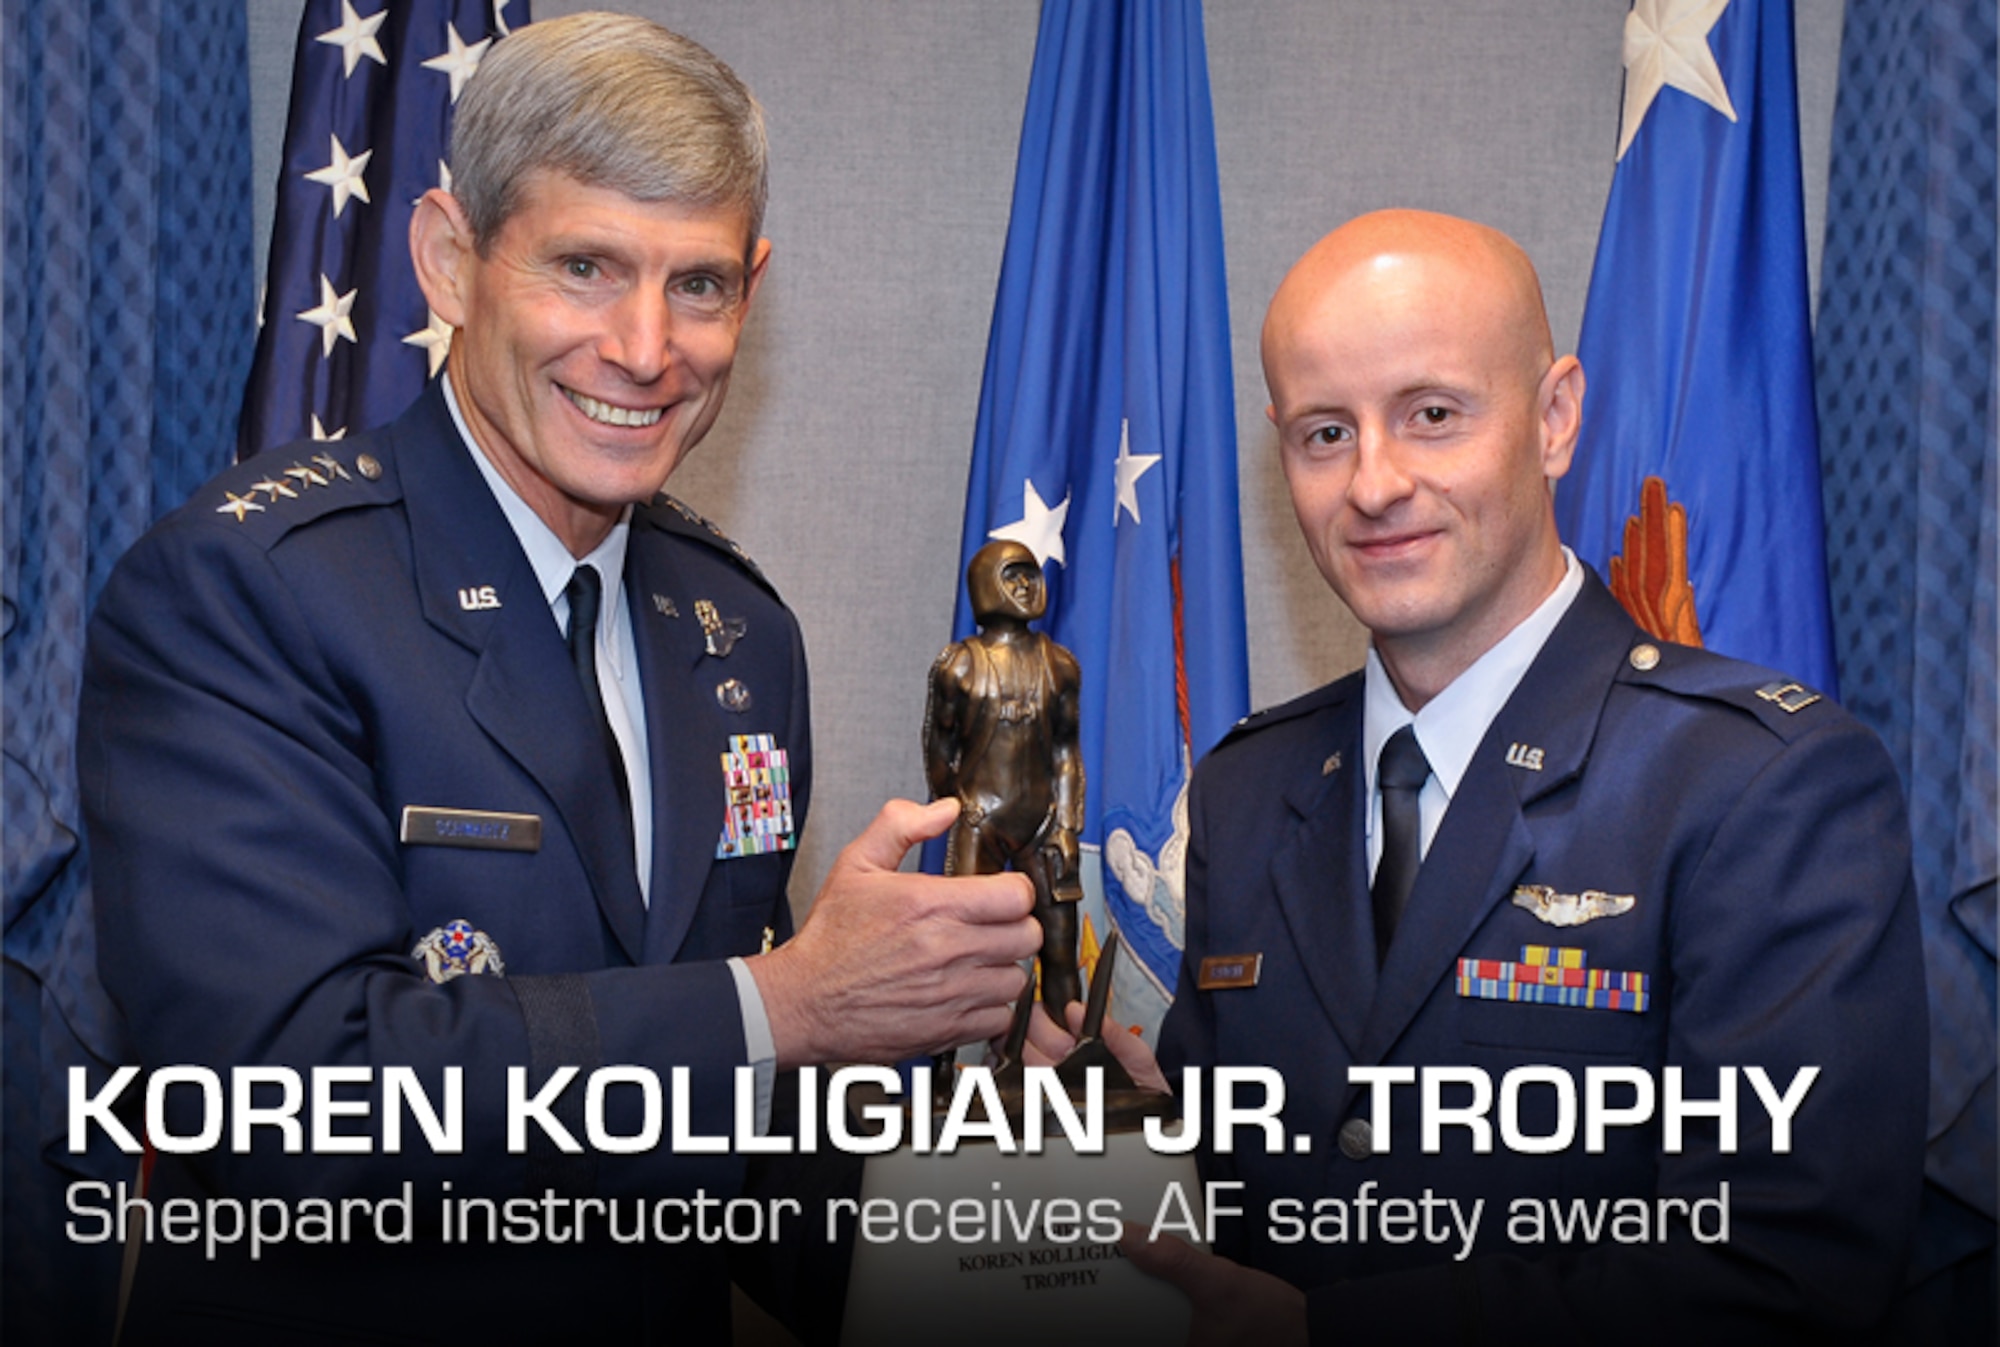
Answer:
[[79, 384, 810, 1343], [1159, 574, 1927, 1345]]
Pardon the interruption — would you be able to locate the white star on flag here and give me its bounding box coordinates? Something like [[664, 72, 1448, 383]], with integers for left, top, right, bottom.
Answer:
[[304, 134, 372, 218], [989, 478, 1071, 568], [423, 23, 493, 104], [402, 309, 455, 378], [1112, 419, 1162, 526], [1618, 0, 1738, 160], [310, 414, 347, 442], [298, 274, 359, 357], [315, 1, 387, 78], [493, 0, 517, 37]]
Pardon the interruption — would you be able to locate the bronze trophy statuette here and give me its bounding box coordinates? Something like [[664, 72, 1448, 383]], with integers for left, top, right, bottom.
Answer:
[[838, 540, 1199, 1346], [923, 539, 1172, 1127]]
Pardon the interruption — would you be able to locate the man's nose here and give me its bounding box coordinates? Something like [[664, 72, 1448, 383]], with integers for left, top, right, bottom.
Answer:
[[600, 287, 673, 383], [1345, 428, 1416, 516]]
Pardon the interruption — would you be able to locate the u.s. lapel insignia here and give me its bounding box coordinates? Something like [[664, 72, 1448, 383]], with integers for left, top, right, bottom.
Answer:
[[1511, 883, 1635, 927], [716, 733, 797, 858], [1505, 742, 1545, 771], [412, 919, 506, 982], [652, 593, 679, 618], [694, 599, 746, 657]]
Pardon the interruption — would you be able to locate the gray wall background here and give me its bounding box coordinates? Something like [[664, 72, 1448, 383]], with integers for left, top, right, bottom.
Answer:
[[247, 1, 1846, 910]]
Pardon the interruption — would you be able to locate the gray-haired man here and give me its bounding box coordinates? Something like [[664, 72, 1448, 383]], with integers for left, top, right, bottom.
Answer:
[[82, 14, 1035, 1342]]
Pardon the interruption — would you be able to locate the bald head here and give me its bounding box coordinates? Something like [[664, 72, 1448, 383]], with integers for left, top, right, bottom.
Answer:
[[1264, 210, 1555, 393], [1260, 209, 1585, 706]]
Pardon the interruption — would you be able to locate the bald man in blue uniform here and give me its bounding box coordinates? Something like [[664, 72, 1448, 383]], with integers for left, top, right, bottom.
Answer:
[[1119, 211, 1927, 1344], [78, 16, 1036, 1343]]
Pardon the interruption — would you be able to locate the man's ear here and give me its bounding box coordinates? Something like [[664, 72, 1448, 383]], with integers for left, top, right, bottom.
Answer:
[[410, 188, 476, 327], [1538, 354, 1585, 483], [738, 236, 774, 318]]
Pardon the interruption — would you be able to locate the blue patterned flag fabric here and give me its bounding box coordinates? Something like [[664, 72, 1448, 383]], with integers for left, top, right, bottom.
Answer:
[[240, 0, 526, 458], [938, 0, 1249, 1036], [1556, 0, 1837, 695]]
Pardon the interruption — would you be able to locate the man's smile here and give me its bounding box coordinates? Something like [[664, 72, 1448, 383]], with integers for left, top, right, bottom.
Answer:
[[561, 385, 666, 428]]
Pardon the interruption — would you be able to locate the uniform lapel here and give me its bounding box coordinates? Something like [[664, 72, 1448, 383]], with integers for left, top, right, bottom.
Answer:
[[1265, 685, 1376, 1058], [395, 387, 647, 964], [625, 522, 723, 963], [1359, 574, 1638, 1065]]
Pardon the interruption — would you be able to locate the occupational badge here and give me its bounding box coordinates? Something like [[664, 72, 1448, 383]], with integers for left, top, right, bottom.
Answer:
[[1510, 883, 1635, 927], [412, 919, 506, 982], [694, 599, 746, 657]]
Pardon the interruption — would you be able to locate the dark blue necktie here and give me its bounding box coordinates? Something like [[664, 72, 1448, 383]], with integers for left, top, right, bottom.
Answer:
[[1372, 724, 1432, 964], [564, 564, 633, 832]]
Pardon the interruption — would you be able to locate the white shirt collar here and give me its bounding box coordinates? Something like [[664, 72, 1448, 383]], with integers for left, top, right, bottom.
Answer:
[[1363, 547, 1583, 804], [442, 373, 633, 668]]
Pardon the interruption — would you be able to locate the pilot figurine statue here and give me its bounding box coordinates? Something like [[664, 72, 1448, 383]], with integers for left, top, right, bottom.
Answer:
[[924, 539, 1086, 1013]]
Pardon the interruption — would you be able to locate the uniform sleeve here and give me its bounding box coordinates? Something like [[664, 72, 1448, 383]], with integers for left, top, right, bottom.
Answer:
[[1309, 715, 1928, 1345]]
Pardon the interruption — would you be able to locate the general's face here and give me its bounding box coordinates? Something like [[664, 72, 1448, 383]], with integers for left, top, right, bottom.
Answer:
[[418, 171, 770, 553], [1264, 250, 1576, 673]]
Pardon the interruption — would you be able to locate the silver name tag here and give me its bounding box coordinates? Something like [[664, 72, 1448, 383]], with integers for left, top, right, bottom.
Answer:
[[399, 806, 542, 852]]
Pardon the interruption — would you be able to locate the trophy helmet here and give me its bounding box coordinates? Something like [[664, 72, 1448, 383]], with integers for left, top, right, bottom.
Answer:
[[966, 539, 1046, 624]]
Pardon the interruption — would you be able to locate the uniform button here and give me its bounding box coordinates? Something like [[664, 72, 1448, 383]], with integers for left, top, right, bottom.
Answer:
[[1338, 1117, 1373, 1160], [1628, 642, 1661, 671], [355, 453, 382, 480]]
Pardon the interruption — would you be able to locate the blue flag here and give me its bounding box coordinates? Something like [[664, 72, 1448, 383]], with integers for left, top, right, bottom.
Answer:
[[240, 0, 526, 458], [1557, 0, 1837, 694], [942, 0, 1249, 1033]]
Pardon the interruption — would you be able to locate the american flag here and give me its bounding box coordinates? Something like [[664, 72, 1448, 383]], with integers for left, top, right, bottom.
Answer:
[[240, 0, 527, 459]]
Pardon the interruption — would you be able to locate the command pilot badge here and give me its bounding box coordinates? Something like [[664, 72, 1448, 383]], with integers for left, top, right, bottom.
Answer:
[[412, 919, 505, 982]]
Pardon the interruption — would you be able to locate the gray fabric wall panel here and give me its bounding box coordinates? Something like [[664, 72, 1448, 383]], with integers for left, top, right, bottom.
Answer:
[[247, 1, 1844, 911]]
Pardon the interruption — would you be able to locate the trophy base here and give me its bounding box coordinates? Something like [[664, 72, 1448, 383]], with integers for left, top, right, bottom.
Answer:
[[839, 1126, 1203, 1347]]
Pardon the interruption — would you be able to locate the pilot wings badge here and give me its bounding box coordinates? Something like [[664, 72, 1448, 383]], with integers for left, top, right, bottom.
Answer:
[[1511, 884, 1635, 928]]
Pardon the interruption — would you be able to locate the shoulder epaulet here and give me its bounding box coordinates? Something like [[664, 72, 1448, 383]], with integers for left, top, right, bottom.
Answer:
[[646, 494, 778, 599], [1615, 638, 1838, 744], [194, 446, 396, 546], [1213, 674, 1358, 754]]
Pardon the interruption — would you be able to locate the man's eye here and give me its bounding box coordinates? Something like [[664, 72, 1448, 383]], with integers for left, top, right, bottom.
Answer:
[[1417, 406, 1451, 426], [563, 258, 599, 280], [674, 274, 734, 315], [1306, 425, 1349, 446]]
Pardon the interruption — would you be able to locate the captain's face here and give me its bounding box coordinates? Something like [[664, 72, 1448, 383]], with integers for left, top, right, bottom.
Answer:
[[423, 170, 769, 554], [1265, 251, 1572, 669], [999, 561, 1045, 620]]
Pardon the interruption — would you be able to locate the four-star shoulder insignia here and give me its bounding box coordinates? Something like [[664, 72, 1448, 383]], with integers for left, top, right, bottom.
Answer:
[[659, 494, 770, 584], [214, 452, 372, 525]]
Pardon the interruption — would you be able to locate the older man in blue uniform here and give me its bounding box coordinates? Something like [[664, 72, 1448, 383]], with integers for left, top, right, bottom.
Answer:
[[78, 15, 1037, 1343], [1113, 211, 1927, 1343]]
